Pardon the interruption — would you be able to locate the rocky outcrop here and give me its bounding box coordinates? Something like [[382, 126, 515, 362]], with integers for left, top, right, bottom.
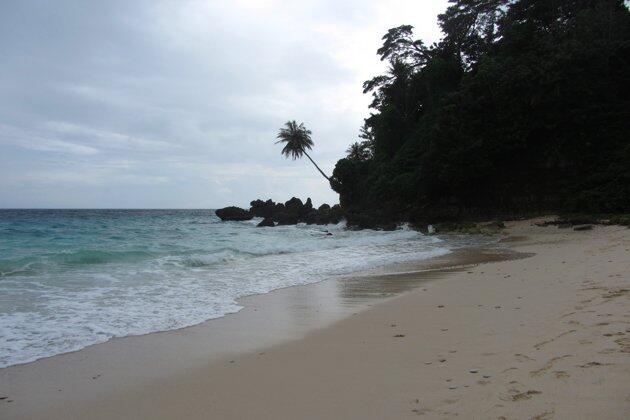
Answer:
[[215, 206, 253, 221], [257, 217, 275, 227], [250, 199, 285, 218], [216, 197, 345, 227], [274, 212, 300, 225]]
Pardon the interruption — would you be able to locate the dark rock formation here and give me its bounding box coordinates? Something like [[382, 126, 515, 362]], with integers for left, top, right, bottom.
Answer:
[[218, 198, 347, 227], [274, 212, 299, 225], [215, 206, 253, 221], [344, 208, 399, 230], [257, 217, 275, 227], [284, 197, 304, 215], [218, 197, 346, 227], [250, 199, 286, 218]]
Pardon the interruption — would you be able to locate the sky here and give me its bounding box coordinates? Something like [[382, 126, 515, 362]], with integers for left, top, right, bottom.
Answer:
[[0, 0, 448, 209]]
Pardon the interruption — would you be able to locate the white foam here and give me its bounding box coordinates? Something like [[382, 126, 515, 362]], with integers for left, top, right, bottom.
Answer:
[[0, 222, 454, 368]]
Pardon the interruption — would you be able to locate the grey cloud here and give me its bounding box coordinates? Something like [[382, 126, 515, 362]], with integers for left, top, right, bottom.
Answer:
[[0, 0, 446, 208]]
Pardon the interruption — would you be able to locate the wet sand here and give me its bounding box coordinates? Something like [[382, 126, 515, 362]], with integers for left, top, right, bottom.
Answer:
[[1, 219, 629, 419]]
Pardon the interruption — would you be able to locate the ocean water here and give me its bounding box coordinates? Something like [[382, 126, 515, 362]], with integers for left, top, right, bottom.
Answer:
[[0, 209, 454, 368]]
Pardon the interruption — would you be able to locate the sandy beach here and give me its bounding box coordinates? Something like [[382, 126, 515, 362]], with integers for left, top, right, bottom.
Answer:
[[1, 219, 629, 419]]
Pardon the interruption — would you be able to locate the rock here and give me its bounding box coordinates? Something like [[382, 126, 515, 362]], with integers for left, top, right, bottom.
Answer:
[[284, 197, 304, 214], [329, 204, 344, 221], [249, 199, 289, 219], [249, 199, 277, 218], [257, 217, 275, 227], [301, 210, 318, 224], [345, 213, 378, 229], [215, 206, 253, 221], [274, 212, 299, 225], [219, 198, 344, 226], [573, 224, 593, 231], [480, 220, 505, 229], [381, 222, 398, 231]]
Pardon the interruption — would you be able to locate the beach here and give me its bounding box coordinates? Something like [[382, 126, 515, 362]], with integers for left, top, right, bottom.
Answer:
[[1, 218, 629, 419]]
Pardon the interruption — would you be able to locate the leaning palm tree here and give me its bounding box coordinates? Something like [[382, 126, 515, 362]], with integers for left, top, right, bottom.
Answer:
[[276, 120, 330, 181]]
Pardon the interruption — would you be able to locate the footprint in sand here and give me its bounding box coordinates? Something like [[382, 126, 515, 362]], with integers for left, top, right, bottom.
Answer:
[[500, 388, 542, 402], [534, 330, 576, 350], [512, 390, 541, 401], [614, 337, 630, 353], [577, 361, 614, 368], [514, 353, 536, 362], [602, 289, 628, 299], [603, 332, 625, 337], [531, 409, 555, 420], [411, 407, 431, 415], [530, 355, 573, 377]]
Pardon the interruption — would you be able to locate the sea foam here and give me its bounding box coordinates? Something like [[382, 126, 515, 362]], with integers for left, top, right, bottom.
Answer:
[[0, 209, 453, 367]]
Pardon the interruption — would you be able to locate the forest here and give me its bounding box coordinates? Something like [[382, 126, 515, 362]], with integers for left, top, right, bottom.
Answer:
[[331, 0, 630, 227]]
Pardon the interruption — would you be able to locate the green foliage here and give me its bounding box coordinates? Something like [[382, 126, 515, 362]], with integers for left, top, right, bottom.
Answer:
[[276, 120, 314, 160], [333, 0, 630, 224], [276, 120, 331, 181]]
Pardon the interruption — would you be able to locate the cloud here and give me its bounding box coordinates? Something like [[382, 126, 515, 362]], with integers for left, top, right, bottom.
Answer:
[[0, 0, 447, 208]]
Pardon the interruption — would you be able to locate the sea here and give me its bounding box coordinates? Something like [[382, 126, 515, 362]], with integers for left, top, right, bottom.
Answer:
[[0, 209, 464, 368]]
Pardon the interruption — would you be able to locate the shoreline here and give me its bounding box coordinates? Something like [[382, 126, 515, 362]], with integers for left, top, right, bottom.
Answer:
[[1, 219, 629, 418], [0, 235, 509, 370]]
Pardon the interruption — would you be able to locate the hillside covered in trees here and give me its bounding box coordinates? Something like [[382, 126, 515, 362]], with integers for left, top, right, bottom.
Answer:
[[332, 0, 630, 228]]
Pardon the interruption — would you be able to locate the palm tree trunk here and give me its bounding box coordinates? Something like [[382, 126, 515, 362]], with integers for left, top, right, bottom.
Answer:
[[303, 151, 330, 181]]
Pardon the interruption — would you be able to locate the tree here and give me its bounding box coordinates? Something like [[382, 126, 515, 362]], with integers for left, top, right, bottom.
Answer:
[[276, 120, 330, 181], [331, 0, 630, 226]]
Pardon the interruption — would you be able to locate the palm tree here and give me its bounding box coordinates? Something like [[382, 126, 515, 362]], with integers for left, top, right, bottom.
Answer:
[[276, 120, 330, 181]]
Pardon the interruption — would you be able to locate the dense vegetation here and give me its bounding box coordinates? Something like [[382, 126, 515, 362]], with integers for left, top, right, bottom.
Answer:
[[332, 0, 630, 228]]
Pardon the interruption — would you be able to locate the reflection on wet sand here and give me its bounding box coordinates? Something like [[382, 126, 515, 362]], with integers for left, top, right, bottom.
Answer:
[[336, 247, 531, 301]]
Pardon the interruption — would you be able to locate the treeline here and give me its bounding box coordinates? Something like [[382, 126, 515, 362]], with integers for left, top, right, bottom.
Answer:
[[332, 0, 630, 227]]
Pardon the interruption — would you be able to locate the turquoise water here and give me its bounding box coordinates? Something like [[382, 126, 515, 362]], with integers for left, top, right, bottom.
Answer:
[[0, 209, 451, 367]]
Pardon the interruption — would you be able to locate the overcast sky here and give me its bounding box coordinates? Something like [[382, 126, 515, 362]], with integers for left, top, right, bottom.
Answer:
[[0, 0, 447, 209]]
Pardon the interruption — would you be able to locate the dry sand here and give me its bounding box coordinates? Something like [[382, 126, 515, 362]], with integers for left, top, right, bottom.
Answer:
[[1, 219, 629, 419]]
